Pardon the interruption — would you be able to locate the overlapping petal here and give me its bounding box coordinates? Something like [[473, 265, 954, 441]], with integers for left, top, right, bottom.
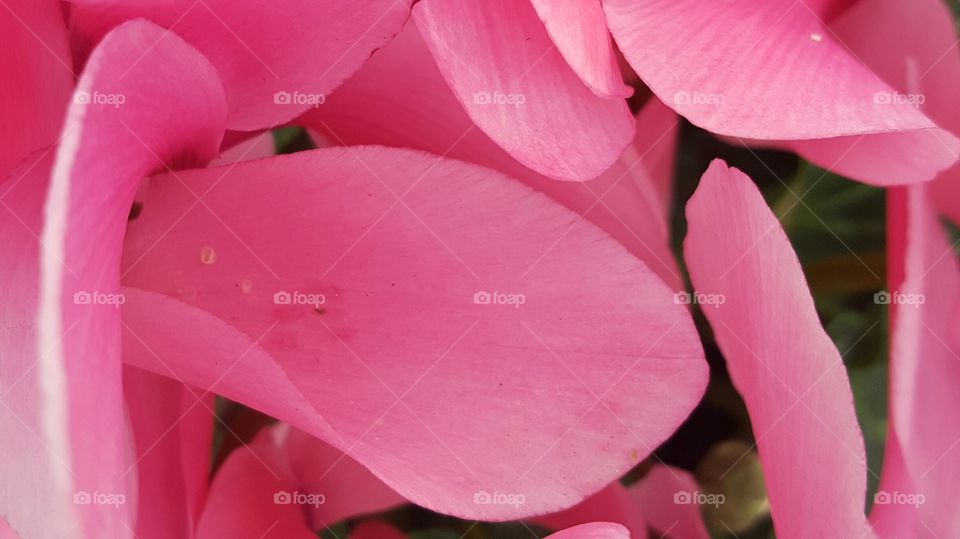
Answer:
[[69, 0, 412, 130], [683, 160, 873, 538], [300, 24, 681, 287], [31, 18, 226, 538], [412, 0, 635, 181], [118, 146, 707, 519], [547, 522, 629, 539], [603, 0, 959, 185]]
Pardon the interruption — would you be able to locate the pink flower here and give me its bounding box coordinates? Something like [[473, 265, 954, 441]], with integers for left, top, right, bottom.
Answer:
[[1, 4, 707, 538]]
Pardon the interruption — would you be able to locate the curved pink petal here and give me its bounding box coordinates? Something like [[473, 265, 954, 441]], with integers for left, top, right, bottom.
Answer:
[[603, 0, 959, 185], [629, 466, 710, 539], [528, 0, 631, 98], [871, 184, 960, 536], [119, 146, 707, 519], [534, 482, 646, 538], [682, 160, 872, 538], [0, 0, 73, 180], [270, 425, 405, 529], [547, 522, 630, 539], [33, 18, 226, 538], [298, 24, 681, 288], [69, 0, 411, 130], [195, 438, 315, 539], [827, 0, 960, 219], [124, 367, 214, 539], [412, 0, 635, 181]]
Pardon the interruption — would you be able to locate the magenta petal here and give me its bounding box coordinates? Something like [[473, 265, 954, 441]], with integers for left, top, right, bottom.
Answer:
[[120, 146, 707, 519], [604, 0, 959, 185], [413, 0, 635, 181], [630, 466, 710, 539], [528, 0, 631, 98], [546, 522, 630, 539], [349, 522, 406, 539], [683, 160, 872, 538], [534, 482, 646, 538], [299, 25, 680, 287], [69, 0, 411, 130], [872, 184, 960, 536], [0, 0, 72, 180], [32, 18, 226, 538]]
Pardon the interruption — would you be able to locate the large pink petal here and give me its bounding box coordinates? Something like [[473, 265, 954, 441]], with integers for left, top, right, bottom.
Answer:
[[871, 184, 960, 536], [300, 24, 681, 288], [828, 0, 960, 220], [630, 466, 710, 539], [123, 367, 214, 539], [120, 146, 707, 519], [0, 0, 73, 180], [534, 482, 646, 538], [33, 19, 226, 538], [69, 0, 411, 131], [603, 0, 959, 185], [547, 522, 630, 539], [195, 436, 315, 539], [412, 1, 635, 181], [528, 0, 631, 98], [682, 160, 872, 538]]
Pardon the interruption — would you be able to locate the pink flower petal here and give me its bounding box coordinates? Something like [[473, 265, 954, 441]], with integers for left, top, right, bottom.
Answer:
[[534, 482, 646, 538], [123, 367, 214, 539], [546, 522, 630, 539], [630, 466, 710, 539], [412, 0, 635, 181], [349, 522, 406, 539], [195, 436, 315, 539], [0, 0, 73, 180], [298, 24, 681, 288], [827, 0, 960, 218], [68, 0, 411, 130], [34, 18, 226, 538], [872, 184, 960, 536], [120, 146, 707, 519], [603, 0, 959, 185], [528, 0, 631, 98], [682, 160, 873, 538]]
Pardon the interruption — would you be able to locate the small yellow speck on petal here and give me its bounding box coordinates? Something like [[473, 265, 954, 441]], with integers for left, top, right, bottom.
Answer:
[[200, 246, 216, 265], [809, 33, 823, 43]]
